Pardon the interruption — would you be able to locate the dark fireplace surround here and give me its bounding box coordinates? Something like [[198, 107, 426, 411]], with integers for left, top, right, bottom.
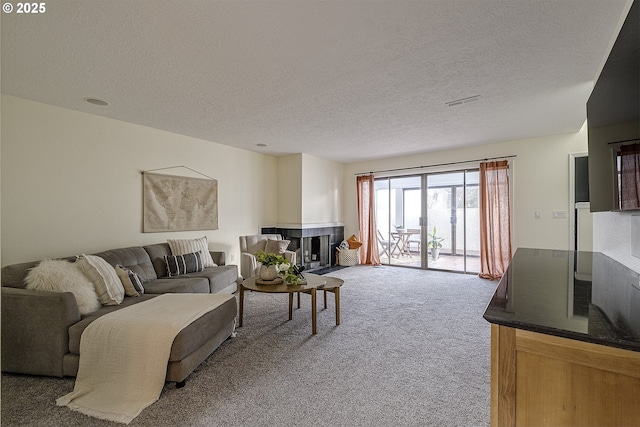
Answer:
[[261, 226, 344, 272]]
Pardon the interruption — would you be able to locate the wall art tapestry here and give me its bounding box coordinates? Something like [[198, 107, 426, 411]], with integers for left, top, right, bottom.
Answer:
[[143, 172, 218, 232]]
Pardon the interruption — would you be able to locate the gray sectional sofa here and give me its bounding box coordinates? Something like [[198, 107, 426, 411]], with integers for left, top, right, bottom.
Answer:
[[1, 242, 239, 386]]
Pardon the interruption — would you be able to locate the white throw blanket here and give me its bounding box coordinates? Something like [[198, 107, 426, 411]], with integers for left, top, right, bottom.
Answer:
[[57, 293, 234, 424]]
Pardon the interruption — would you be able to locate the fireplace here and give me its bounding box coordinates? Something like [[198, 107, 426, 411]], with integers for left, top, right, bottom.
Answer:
[[261, 226, 344, 271]]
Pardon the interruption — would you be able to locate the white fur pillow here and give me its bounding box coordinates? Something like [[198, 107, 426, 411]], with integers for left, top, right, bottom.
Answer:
[[25, 259, 101, 315]]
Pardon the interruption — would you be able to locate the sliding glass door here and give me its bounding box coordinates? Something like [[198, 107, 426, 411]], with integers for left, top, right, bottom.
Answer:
[[375, 169, 479, 273], [425, 171, 479, 273], [374, 176, 422, 267]]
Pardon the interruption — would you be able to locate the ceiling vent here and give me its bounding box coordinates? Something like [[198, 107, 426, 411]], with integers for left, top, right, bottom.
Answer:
[[446, 95, 480, 107]]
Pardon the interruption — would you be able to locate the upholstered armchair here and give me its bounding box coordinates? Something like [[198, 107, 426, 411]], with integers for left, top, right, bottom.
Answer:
[[239, 234, 297, 280]]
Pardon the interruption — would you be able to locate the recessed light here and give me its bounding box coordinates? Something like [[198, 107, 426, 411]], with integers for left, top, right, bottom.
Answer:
[[256, 143, 267, 147], [85, 98, 109, 106]]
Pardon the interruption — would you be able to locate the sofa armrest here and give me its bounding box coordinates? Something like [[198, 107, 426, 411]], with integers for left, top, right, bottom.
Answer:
[[283, 250, 297, 266], [210, 251, 225, 266], [240, 252, 258, 280], [1, 287, 81, 377]]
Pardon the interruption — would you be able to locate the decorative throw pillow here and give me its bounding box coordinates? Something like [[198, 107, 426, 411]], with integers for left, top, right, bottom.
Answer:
[[265, 239, 290, 255], [347, 235, 363, 249], [115, 265, 144, 296], [25, 259, 101, 315], [247, 239, 267, 255], [77, 254, 125, 306], [167, 236, 216, 267], [164, 251, 205, 277]]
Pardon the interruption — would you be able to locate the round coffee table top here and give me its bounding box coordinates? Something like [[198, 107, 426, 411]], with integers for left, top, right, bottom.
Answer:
[[242, 273, 343, 293]]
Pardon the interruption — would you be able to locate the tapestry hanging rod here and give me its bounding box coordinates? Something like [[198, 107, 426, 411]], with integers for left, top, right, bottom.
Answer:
[[140, 165, 215, 181], [354, 155, 517, 176]]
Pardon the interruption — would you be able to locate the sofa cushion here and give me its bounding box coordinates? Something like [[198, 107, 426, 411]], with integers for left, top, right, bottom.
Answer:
[[167, 236, 216, 268], [142, 277, 210, 294], [168, 296, 237, 361], [173, 265, 238, 293], [143, 243, 174, 278], [93, 247, 157, 283], [24, 259, 101, 315], [1, 260, 40, 289], [68, 295, 158, 354], [68, 294, 236, 364], [77, 255, 125, 306], [164, 252, 204, 277]]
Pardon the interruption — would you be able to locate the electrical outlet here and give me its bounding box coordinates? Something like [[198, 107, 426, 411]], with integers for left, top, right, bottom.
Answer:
[[535, 211, 542, 219], [230, 254, 235, 261]]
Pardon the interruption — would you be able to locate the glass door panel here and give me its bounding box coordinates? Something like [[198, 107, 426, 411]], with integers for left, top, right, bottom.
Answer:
[[426, 173, 459, 270], [425, 170, 479, 273], [374, 176, 421, 266]]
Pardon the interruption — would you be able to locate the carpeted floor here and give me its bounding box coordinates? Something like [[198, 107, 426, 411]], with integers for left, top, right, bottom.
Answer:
[[1, 265, 497, 426]]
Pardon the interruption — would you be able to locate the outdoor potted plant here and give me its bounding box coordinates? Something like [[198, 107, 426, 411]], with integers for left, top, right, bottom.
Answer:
[[427, 226, 444, 261]]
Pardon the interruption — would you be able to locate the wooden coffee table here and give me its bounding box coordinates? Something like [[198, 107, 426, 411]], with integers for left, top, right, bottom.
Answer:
[[239, 273, 344, 335]]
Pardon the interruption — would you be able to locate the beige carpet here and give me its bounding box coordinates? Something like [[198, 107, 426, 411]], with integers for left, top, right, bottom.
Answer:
[[1, 265, 497, 426]]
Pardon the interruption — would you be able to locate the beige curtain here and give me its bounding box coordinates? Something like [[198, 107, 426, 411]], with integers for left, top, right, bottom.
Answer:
[[620, 143, 640, 210], [356, 175, 381, 265], [479, 160, 512, 280]]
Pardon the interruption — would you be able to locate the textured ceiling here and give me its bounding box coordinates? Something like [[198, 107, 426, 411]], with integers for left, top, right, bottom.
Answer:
[[1, 0, 633, 163]]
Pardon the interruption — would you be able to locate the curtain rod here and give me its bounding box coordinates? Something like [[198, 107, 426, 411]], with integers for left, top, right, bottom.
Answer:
[[354, 155, 517, 176], [607, 138, 639, 145]]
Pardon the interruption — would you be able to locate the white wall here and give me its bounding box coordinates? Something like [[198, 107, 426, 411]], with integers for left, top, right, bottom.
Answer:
[[301, 154, 343, 225], [275, 153, 343, 227], [276, 154, 303, 225], [342, 124, 589, 252], [1, 95, 278, 266]]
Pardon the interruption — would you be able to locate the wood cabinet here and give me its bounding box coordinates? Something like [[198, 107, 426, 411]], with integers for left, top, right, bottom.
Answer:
[[491, 325, 640, 427]]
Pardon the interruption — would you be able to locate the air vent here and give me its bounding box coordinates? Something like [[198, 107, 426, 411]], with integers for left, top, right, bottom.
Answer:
[[446, 95, 480, 107], [85, 98, 109, 106]]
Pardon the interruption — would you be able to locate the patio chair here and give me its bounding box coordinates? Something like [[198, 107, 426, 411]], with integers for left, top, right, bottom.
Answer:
[[377, 230, 393, 258]]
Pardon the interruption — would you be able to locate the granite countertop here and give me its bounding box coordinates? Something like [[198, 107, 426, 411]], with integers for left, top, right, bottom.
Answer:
[[484, 248, 640, 352]]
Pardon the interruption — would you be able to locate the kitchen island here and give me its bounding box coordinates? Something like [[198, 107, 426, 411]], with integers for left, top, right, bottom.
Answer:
[[484, 248, 640, 427]]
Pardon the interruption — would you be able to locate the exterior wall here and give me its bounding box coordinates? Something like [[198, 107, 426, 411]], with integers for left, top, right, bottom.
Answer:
[[1, 95, 278, 265]]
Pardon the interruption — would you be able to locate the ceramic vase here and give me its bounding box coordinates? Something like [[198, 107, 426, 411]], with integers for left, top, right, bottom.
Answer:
[[259, 264, 279, 281]]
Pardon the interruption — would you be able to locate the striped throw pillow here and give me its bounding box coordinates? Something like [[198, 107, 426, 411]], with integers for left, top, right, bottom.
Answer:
[[115, 265, 144, 296], [163, 251, 205, 277], [167, 236, 217, 267], [77, 254, 125, 306]]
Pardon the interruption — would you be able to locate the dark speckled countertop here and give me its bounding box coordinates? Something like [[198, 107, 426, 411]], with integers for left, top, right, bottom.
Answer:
[[484, 248, 640, 352]]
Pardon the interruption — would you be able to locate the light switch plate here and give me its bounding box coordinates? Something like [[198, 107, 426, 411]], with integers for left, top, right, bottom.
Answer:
[[553, 210, 567, 219]]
